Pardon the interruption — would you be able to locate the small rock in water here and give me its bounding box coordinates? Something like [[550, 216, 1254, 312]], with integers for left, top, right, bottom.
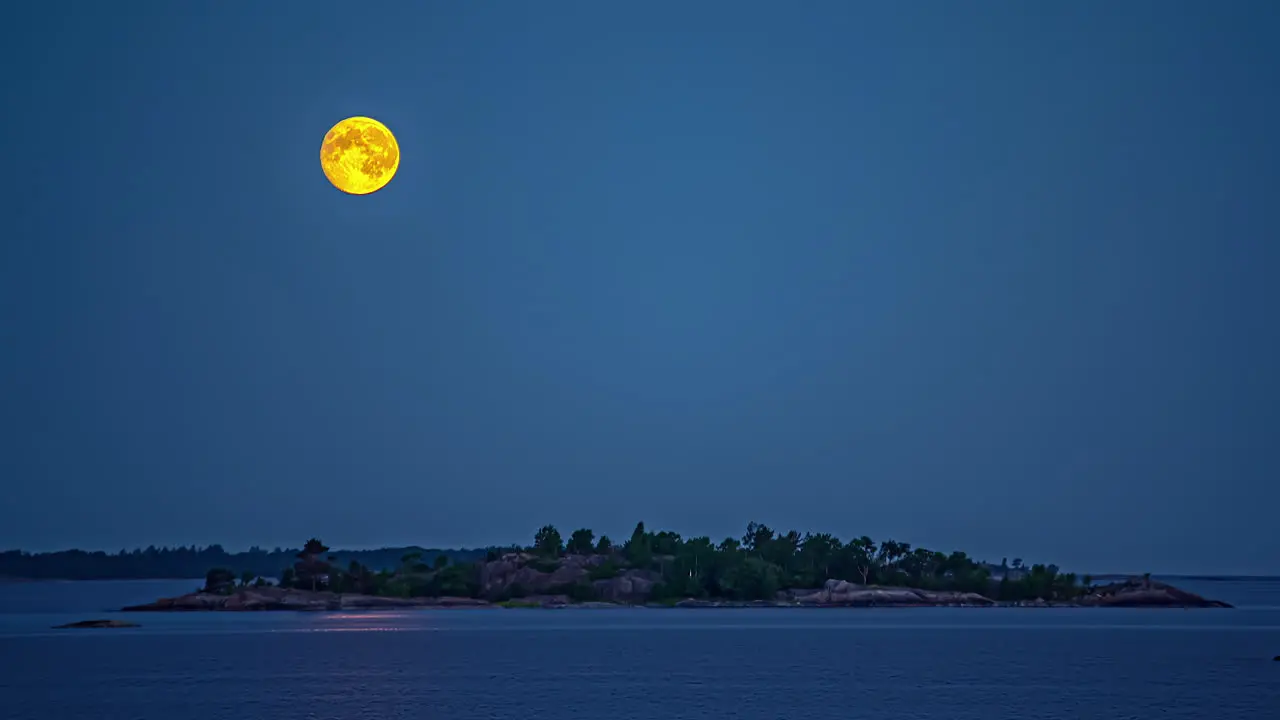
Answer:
[[53, 619, 140, 629]]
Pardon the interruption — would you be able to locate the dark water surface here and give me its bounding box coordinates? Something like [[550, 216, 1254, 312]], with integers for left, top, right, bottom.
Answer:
[[1, 579, 1277, 719]]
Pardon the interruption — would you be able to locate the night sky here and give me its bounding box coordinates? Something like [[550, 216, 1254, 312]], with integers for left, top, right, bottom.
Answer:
[[3, 2, 1277, 575]]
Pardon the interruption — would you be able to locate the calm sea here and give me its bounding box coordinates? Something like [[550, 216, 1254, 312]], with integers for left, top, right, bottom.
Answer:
[[1, 578, 1277, 719]]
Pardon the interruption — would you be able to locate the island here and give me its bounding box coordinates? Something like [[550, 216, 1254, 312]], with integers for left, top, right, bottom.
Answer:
[[120, 522, 1231, 611]]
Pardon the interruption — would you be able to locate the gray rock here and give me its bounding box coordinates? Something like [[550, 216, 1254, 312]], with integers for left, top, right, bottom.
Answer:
[[786, 583, 996, 607], [592, 570, 660, 603], [1079, 578, 1232, 608], [547, 564, 589, 586]]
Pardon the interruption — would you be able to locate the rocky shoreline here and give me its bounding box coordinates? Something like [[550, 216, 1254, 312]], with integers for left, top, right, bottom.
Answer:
[[122, 577, 1231, 612]]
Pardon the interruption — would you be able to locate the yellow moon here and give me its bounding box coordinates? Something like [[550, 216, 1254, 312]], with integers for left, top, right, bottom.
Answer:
[[320, 116, 400, 195]]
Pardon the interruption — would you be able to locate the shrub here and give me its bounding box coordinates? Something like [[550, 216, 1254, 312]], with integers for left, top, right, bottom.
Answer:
[[588, 561, 620, 581]]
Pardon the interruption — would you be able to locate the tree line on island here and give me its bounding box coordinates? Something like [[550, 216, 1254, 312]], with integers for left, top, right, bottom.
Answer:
[[200, 522, 1099, 603]]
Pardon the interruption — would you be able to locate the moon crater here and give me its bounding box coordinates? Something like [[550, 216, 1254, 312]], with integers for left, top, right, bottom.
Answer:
[[320, 116, 400, 195]]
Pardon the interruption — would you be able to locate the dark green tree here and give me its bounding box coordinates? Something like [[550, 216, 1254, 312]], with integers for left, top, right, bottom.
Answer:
[[533, 525, 564, 557], [566, 528, 595, 555], [400, 552, 428, 574], [595, 535, 613, 554], [799, 532, 841, 585], [742, 521, 775, 557], [721, 556, 781, 600], [625, 522, 652, 567], [204, 567, 236, 594], [848, 536, 878, 585], [294, 538, 332, 591]]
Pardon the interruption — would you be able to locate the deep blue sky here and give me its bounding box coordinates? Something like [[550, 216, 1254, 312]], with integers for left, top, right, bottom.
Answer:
[[2, 2, 1277, 575]]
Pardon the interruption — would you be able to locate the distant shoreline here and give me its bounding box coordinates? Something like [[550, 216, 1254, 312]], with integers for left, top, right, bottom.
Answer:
[[5, 574, 1277, 583], [1091, 575, 1280, 582], [0, 576, 200, 583], [1, 525, 1266, 613]]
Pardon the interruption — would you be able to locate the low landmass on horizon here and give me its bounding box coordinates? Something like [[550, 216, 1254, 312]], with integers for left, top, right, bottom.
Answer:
[[3, 524, 1240, 583], [49, 521, 1228, 611], [0, 544, 483, 582]]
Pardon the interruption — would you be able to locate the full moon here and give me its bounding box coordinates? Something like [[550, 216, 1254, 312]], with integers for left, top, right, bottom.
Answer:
[[320, 116, 400, 195]]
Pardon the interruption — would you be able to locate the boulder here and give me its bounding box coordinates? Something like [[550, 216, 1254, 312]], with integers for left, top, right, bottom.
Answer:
[[559, 553, 608, 569], [478, 553, 589, 598], [478, 553, 535, 595], [593, 570, 660, 603], [476, 552, 647, 602], [547, 564, 589, 587], [825, 579, 857, 594]]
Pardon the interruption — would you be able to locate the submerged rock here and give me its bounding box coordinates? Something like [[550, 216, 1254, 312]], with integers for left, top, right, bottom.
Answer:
[[54, 619, 140, 629], [122, 587, 492, 612]]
